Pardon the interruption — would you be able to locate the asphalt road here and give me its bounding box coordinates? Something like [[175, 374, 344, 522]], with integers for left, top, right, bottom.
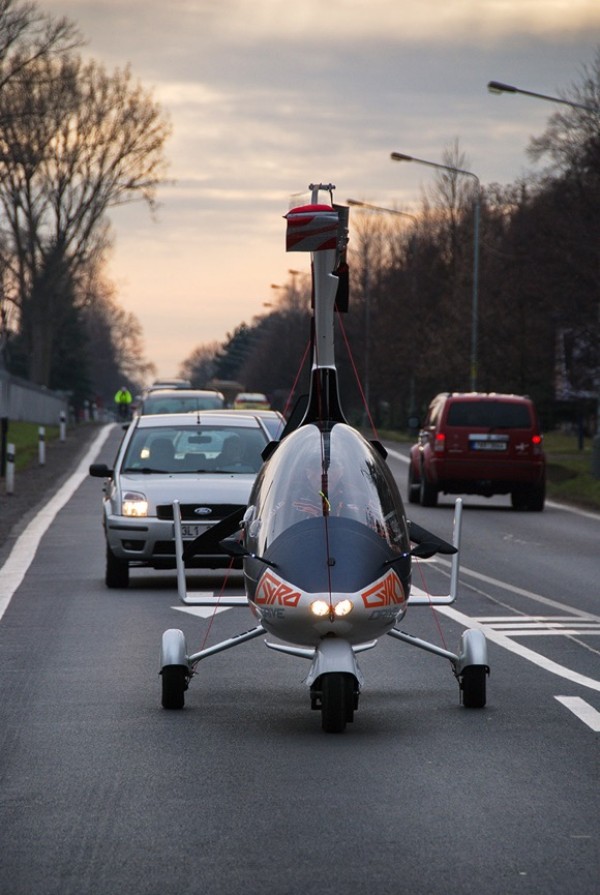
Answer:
[[0, 425, 598, 895]]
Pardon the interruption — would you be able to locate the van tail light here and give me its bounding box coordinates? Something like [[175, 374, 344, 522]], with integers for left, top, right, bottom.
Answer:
[[434, 433, 446, 453], [532, 433, 543, 455]]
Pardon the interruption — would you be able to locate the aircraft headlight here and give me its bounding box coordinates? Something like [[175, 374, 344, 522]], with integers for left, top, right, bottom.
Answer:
[[310, 600, 330, 617], [334, 599, 354, 617], [122, 491, 148, 517], [310, 599, 354, 618]]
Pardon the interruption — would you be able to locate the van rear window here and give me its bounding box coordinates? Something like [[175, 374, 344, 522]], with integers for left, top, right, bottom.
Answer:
[[446, 401, 531, 428]]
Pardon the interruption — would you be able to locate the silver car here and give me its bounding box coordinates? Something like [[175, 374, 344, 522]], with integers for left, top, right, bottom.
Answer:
[[89, 411, 270, 587], [138, 388, 225, 415]]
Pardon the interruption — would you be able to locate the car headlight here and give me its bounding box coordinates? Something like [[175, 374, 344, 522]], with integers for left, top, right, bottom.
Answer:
[[121, 491, 148, 517]]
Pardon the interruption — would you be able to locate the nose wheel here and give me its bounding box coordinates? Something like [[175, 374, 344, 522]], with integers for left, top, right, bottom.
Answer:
[[312, 672, 358, 733]]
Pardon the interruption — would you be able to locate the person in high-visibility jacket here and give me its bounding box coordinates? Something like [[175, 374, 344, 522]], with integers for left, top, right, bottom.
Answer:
[[114, 386, 133, 421]]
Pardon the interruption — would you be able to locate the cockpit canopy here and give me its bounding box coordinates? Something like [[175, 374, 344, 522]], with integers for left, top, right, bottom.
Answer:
[[245, 422, 409, 557]]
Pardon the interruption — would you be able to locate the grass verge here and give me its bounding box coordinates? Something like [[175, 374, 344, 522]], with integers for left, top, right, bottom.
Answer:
[[2, 421, 61, 472]]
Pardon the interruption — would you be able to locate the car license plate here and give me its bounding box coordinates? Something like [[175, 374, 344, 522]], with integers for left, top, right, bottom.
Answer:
[[180, 523, 208, 538], [470, 441, 507, 451]]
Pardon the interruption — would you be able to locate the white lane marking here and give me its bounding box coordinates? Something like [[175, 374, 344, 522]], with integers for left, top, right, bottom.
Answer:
[[545, 500, 600, 521], [172, 605, 231, 619], [435, 556, 599, 618], [385, 447, 409, 464], [555, 696, 600, 732], [475, 616, 600, 636], [0, 425, 114, 623], [436, 605, 600, 692]]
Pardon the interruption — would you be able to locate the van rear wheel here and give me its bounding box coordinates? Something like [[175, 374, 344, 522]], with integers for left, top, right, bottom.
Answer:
[[419, 473, 438, 507], [407, 465, 420, 504], [511, 483, 545, 512]]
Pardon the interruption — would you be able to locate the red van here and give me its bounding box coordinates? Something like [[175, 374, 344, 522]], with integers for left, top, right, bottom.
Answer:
[[408, 393, 546, 510]]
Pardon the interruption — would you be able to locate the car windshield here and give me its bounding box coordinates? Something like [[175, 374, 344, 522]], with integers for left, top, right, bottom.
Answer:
[[121, 424, 266, 474], [446, 401, 531, 428], [141, 393, 224, 414]]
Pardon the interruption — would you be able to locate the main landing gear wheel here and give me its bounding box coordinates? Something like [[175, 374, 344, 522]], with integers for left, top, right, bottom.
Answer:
[[161, 665, 188, 710], [320, 672, 355, 733], [461, 666, 487, 708]]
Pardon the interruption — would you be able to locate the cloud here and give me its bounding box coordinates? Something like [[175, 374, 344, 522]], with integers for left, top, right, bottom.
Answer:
[[40, 0, 600, 377]]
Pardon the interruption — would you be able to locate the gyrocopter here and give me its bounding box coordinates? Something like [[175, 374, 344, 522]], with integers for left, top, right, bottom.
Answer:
[[160, 183, 489, 732]]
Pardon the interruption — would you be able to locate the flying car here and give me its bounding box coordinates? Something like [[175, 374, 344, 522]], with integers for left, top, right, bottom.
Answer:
[[160, 183, 489, 732]]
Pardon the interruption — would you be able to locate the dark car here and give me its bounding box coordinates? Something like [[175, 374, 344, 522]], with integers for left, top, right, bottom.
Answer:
[[408, 392, 546, 510]]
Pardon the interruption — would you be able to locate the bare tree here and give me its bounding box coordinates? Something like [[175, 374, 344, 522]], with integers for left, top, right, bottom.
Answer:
[[0, 32, 171, 384], [179, 342, 221, 387]]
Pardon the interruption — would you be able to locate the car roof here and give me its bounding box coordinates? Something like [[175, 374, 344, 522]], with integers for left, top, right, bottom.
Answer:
[[142, 388, 224, 399], [134, 410, 264, 429], [233, 409, 283, 419], [441, 392, 532, 402]]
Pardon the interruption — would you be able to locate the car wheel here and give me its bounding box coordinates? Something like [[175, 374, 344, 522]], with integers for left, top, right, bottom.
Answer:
[[407, 464, 420, 504], [105, 545, 129, 588], [511, 483, 545, 512], [419, 470, 438, 507]]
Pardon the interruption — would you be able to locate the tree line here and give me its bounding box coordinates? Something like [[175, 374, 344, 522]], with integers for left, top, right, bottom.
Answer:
[[0, 0, 170, 412], [182, 53, 600, 432]]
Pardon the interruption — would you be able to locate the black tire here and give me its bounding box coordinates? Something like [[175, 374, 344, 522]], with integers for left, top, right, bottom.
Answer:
[[407, 464, 420, 504], [105, 545, 129, 588], [321, 673, 354, 733], [419, 471, 438, 507], [161, 665, 187, 709], [511, 483, 545, 512], [461, 666, 487, 708]]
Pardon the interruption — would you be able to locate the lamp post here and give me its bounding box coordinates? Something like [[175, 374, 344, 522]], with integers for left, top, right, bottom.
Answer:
[[487, 81, 595, 113], [487, 80, 600, 473], [391, 152, 481, 391]]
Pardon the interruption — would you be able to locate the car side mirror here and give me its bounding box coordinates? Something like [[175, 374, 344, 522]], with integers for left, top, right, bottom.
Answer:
[[89, 463, 113, 478]]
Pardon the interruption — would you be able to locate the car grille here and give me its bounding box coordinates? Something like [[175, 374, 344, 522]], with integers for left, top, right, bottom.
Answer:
[[156, 503, 246, 521]]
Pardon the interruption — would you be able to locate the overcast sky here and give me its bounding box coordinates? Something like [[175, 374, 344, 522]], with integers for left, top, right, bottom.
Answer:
[[41, 1, 600, 380]]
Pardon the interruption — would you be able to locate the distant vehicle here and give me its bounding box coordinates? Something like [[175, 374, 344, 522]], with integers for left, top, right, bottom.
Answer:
[[408, 392, 546, 510], [89, 410, 271, 587], [233, 391, 270, 410], [147, 378, 192, 391], [139, 388, 225, 415]]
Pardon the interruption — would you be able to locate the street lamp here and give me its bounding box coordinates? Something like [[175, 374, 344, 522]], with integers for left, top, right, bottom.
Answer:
[[487, 81, 595, 113], [391, 152, 481, 391]]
